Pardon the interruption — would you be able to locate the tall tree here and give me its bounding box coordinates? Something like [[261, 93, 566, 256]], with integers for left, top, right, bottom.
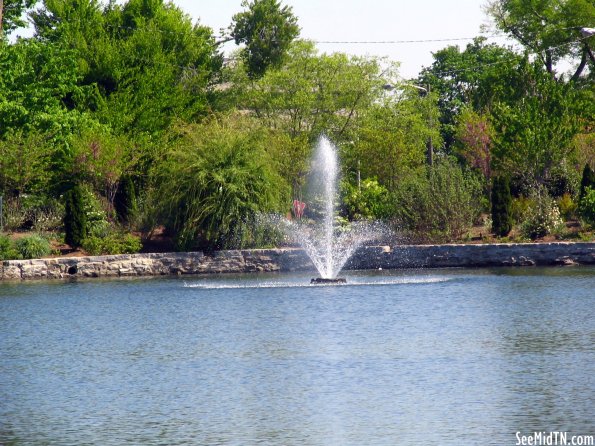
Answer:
[[490, 61, 584, 188], [31, 0, 222, 134], [229, 0, 299, 78], [487, 0, 595, 80], [418, 38, 522, 150], [0, 0, 35, 37]]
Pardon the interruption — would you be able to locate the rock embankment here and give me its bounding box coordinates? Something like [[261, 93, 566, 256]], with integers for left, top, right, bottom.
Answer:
[[1, 242, 594, 281]]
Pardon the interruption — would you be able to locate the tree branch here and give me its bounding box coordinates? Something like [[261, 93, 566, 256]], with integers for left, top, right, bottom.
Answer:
[[571, 46, 588, 81]]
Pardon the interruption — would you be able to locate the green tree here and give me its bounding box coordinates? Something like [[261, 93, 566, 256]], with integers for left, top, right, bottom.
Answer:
[[487, 0, 595, 80], [31, 0, 222, 135], [0, 0, 35, 36], [0, 38, 86, 139], [347, 86, 440, 190], [229, 0, 299, 78], [230, 40, 396, 193], [491, 176, 513, 236], [63, 184, 87, 248], [0, 130, 55, 197], [490, 61, 584, 189], [418, 38, 522, 150]]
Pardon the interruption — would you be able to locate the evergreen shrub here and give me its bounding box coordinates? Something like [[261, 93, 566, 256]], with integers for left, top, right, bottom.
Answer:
[[63, 185, 87, 248], [491, 176, 513, 237]]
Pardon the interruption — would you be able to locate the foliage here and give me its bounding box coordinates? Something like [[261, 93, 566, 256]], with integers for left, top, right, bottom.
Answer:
[[579, 187, 595, 225], [418, 38, 522, 149], [15, 234, 52, 259], [1, 0, 36, 36], [579, 163, 595, 202], [114, 174, 137, 225], [154, 115, 290, 250], [510, 196, 532, 224], [558, 193, 578, 221], [0, 195, 63, 231], [63, 185, 87, 248], [0, 235, 19, 260], [490, 61, 583, 187], [455, 107, 493, 186], [346, 87, 440, 189], [491, 176, 513, 237], [231, 40, 392, 142], [520, 188, 564, 239], [392, 160, 483, 243], [487, 0, 595, 80], [341, 179, 392, 221], [31, 0, 222, 135], [230, 0, 300, 78], [82, 232, 141, 255]]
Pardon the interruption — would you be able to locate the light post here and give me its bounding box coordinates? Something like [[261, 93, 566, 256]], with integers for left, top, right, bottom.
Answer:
[[382, 83, 433, 166]]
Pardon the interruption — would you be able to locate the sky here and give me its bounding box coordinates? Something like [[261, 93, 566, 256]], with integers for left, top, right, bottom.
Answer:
[[171, 0, 515, 79], [10, 0, 516, 79]]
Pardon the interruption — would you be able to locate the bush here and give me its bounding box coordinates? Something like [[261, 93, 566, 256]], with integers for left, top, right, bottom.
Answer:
[[393, 160, 483, 243], [491, 176, 513, 237], [15, 234, 52, 259], [579, 164, 595, 202], [82, 232, 142, 255], [114, 175, 137, 226], [510, 196, 532, 224], [579, 187, 595, 225], [0, 235, 19, 260], [557, 193, 577, 221], [341, 178, 392, 220], [64, 185, 87, 248], [154, 118, 289, 250], [520, 189, 563, 239]]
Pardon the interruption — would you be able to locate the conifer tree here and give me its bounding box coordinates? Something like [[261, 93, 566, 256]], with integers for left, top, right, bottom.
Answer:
[[114, 175, 137, 226], [579, 164, 595, 202], [491, 176, 513, 237], [64, 185, 87, 248]]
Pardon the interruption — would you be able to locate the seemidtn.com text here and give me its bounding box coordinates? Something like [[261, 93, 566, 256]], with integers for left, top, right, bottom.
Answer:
[[516, 432, 594, 446]]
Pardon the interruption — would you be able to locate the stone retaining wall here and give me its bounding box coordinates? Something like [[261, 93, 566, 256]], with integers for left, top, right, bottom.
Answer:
[[1, 242, 594, 281]]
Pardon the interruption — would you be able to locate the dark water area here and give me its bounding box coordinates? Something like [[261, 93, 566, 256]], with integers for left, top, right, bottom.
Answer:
[[1, 267, 594, 445]]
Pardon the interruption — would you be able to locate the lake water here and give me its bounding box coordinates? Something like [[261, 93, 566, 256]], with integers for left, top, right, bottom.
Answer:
[[1, 267, 594, 445]]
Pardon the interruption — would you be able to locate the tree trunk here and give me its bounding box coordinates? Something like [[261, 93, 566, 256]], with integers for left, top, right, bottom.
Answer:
[[0, 0, 4, 37]]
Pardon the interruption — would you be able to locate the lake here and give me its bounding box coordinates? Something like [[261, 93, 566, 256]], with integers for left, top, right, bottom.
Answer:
[[1, 267, 594, 445]]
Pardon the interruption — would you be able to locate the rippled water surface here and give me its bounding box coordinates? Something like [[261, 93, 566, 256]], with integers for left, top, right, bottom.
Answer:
[[1, 267, 594, 445]]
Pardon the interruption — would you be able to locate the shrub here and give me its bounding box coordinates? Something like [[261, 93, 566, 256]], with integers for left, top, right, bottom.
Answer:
[[510, 196, 532, 223], [15, 234, 51, 259], [341, 178, 392, 220], [64, 185, 87, 248], [0, 235, 19, 260], [114, 175, 137, 226], [155, 118, 289, 250], [520, 189, 563, 239], [557, 193, 577, 221], [579, 164, 595, 202], [82, 232, 142, 255], [491, 176, 513, 237], [579, 187, 595, 226], [393, 160, 483, 243]]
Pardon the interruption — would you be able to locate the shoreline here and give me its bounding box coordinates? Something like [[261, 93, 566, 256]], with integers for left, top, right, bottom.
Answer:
[[1, 242, 595, 281]]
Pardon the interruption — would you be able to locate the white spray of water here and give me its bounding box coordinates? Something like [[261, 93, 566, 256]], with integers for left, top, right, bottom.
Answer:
[[277, 136, 387, 279]]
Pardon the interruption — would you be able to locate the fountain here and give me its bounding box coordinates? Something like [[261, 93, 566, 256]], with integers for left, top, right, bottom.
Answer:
[[280, 136, 385, 284]]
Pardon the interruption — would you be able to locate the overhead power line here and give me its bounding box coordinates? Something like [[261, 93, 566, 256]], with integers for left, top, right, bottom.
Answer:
[[313, 35, 504, 44]]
